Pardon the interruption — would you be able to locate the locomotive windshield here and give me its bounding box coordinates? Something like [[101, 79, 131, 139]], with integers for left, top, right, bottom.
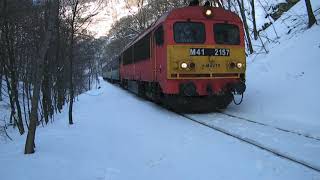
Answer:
[[174, 22, 205, 43], [214, 24, 240, 45]]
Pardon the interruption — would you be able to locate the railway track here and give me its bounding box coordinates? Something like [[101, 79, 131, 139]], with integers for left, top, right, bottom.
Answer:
[[216, 110, 320, 141], [109, 81, 320, 173], [175, 112, 320, 174]]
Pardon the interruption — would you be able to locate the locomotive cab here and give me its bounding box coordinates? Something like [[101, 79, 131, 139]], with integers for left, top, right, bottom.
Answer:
[[159, 7, 246, 99]]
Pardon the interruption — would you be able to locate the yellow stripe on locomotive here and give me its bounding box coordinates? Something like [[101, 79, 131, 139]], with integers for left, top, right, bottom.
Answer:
[[167, 45, 246, 79]]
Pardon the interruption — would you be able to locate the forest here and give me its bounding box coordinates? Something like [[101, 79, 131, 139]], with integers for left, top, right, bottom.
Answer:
[[0, 0, 104, 154]]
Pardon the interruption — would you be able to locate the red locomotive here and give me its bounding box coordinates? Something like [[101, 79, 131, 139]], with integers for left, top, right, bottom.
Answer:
[[104, 4, 246, 112]]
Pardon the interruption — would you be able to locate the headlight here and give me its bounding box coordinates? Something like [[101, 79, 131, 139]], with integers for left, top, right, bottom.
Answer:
[[181, 62, 188, 69], [205, 9, 212, 16], [237, 62, 243, 69]]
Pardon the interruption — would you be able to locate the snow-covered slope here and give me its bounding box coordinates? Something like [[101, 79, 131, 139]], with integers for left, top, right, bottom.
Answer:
[[226, 0, 320, 138]]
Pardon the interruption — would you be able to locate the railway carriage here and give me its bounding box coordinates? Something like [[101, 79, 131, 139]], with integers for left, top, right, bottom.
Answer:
[[102, 56, 120, 83], [112, 5, 246, 111]]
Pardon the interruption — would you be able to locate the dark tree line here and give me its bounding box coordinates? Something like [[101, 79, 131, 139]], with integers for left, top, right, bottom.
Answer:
[[0, 0, 102, 154]]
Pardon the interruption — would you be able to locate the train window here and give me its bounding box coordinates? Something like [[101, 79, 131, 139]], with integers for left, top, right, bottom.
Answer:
[[133, 34, 150, 62], [214, 24, 240, 45], [123, 47, 133, 65], [111, 57, 119, 69], [173, 22, 205, 43], [154, 26, 164, 46]]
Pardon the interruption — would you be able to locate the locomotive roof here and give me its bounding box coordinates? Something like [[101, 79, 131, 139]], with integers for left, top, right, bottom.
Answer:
[[120, 6, 242, 54]]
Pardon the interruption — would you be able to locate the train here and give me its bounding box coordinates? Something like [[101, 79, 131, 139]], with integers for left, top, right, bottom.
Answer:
[[103, 4, 246, 112]]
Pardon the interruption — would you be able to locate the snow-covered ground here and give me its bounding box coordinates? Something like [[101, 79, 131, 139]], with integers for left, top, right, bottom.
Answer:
[[1, 81, 320, 180]]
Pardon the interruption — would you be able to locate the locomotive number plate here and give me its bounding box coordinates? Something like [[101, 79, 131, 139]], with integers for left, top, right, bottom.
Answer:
[[190, 48, 230, 56]]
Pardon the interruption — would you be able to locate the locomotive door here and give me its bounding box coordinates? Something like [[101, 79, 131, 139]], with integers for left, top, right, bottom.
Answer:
[[151, 32, 157, 81], [153, 25, 165, 81]]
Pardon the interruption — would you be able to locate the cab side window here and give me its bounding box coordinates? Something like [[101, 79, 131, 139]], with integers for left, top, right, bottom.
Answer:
[[154, 26, 164, 46]]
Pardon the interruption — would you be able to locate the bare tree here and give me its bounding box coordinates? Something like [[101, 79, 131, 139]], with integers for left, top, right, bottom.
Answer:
[[25, 0, 59, 154], [236, 0, 254, 54], [63, 0, 102, 125], [304, 0, 317, 28], [1, 0, 25, 134], [250, 0, 258, 40], [65, 0, 78, 125]]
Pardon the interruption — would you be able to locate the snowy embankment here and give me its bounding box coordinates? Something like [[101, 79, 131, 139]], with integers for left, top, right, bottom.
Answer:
[[1, 81, 319, 180], [226, 0, 320, 138]]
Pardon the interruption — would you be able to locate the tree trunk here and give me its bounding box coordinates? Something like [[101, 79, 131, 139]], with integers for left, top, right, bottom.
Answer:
[[3, 20, 25, 134], [305, 0, 317, 28], [22, 81, 29, 128], [4, 69, 16, 126], [8, 55, 24, 134], [42, 61, 51, 124], [26, 81, 31, 118], [251, 0, 258, 40], [237, 0, 254, 54], [11, 76, 24, 134], [0, 66, 2, 102], [68, 29, 75, 125], [68, 31, 74, 125], [68, 37, 74, 125], [25, 0, 59, 154], [68, 91, 74, 125], [67, 0, 80, 125], [24, 76, 41, 154]]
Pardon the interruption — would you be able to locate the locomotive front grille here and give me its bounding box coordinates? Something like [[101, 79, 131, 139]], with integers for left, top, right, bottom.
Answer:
[[179, 73, 211, 78], [211, 73, 239, 78], [171, 73, 240, 79]]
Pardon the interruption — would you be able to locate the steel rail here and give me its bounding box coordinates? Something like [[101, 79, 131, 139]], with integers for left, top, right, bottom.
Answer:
[[177, 113, 320, 174], [216, 110, 320, 141]]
